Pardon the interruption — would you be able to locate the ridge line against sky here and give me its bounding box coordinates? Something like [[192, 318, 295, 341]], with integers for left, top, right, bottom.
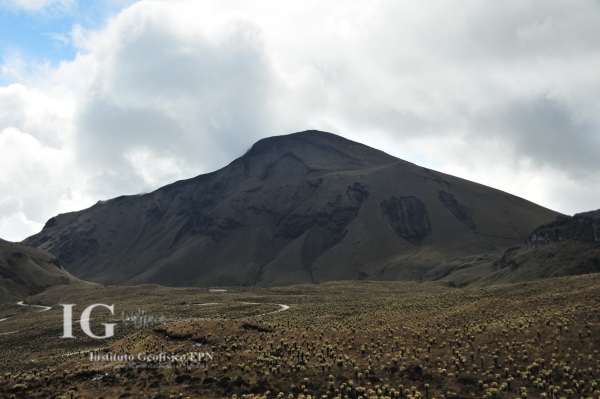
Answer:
[[1, 0, 600, 242]]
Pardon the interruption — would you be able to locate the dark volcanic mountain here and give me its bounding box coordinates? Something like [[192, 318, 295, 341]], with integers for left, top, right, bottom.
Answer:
[[23, 130, 559, 287], [0, 239, 81, 302]]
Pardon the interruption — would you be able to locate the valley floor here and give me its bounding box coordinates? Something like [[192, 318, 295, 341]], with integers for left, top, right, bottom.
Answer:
[[1, 275, 600, 398]]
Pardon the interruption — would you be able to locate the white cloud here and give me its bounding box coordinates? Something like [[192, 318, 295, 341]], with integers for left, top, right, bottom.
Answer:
[[0, 101, 91, 241], [0, 0, 74, 13], [0, 211, 42, 242], [125, 147, 186, 187], [61, 2, 277, 198], [2, 0, 600, 241]]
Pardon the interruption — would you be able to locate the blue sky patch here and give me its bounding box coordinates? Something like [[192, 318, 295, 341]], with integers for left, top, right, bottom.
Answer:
[[0, 1, 135, 76]]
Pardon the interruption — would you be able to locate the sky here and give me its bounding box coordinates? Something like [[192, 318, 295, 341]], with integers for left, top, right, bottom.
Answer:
[[1, 0, 600, 242]]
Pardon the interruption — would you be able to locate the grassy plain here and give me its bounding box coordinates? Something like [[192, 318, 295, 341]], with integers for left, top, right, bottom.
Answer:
[[1, 275, 600, 398]]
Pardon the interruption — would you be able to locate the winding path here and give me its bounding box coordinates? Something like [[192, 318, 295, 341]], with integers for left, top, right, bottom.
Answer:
[[1, 301, 52, 336], [256, 304, 289, 316], [16, 301, 52, 312], [193, 302, 290, 318]]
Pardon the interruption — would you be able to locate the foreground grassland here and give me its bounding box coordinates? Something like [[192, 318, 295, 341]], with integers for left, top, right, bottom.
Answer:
[[1, 275, 600, 398]]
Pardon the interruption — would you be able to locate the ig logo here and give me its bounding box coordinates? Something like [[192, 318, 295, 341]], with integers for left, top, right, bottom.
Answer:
[[60, 304, 116, 339]]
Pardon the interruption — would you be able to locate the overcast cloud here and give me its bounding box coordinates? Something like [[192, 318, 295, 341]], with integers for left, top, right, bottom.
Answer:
[[1, 0, 600, 241]]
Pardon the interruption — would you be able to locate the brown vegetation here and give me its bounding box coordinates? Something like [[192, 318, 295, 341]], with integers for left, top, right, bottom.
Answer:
[[1, 275, 600, 398]]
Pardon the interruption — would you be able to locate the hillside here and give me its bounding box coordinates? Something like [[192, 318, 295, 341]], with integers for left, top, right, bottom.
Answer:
[[23, 130, 559, 287], [480, 209, 600, 285], [0, 239, 81, 302]]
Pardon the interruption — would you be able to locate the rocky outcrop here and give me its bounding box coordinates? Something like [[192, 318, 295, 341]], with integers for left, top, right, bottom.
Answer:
[[528, 210, 600, 243], [299, 183, 369, 272], [380, 196, 431, 244], [438, 190, 476, 230], [465, 209, 600, 287]]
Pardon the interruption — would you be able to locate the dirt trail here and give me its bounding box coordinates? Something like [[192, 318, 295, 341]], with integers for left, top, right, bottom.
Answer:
[[193, 302, 290, 318], [16, 301, 52, 312], [1, 301, 52, 335]]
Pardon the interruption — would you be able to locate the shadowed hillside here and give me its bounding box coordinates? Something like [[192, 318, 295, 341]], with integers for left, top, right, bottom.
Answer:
[[0, 239, 81, 302]]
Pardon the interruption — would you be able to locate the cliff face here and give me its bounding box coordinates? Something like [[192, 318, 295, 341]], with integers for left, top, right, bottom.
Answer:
[[23, 130, 559, 287]]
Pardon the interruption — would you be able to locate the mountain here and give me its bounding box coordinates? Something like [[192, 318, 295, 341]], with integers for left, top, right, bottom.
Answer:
[[478, 209, 600, 285], [23, 130, 559, 287], [0, 239, 81, 302]]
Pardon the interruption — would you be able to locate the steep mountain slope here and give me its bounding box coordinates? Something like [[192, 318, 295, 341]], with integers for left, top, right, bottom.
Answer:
[[0, 239, 81, 302], [23, 130, 559, 286]]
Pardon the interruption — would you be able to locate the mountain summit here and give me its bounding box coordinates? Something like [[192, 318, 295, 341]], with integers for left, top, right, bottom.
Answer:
[[23, 130, 558, 286]]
